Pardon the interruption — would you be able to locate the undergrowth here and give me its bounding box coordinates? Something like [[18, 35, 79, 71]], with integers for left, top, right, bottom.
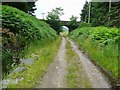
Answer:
[[2, 5, 57, 76], [70, 26, 119, 79], [7, 36, 61, 88]]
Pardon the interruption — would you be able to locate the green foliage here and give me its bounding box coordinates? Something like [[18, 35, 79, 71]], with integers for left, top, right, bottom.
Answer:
[[80, 2, 120, 27], [46, 7, 64, 21], [90, 2, 109, 26], [46, 7, 64, 32], [71, 26, 119, 45], [68, 15, 79, 31], [79, 22, 91, 28], [2, 5, 57, 44], [106, 2, 120, 27], [46, 20, 63, 33], [70, 26, 119, 78], [2, 49, 13, 75], [2, 28, 19, 76], [2, 5, 57, 76], [2, 1, 37, 15], [7, 37, 61, 88], [80, 1, 89, 23]]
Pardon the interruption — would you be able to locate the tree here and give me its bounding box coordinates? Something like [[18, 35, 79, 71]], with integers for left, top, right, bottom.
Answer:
[[106, 2, 120, 27], [68, 15, 79, 31], [80, 1, 120, 27], [46, 7, 64, 20], [26, 2, 37, 15], [46, 7, 64, 33], [2, 0, 37, 15], [80, 1, 89, 23]]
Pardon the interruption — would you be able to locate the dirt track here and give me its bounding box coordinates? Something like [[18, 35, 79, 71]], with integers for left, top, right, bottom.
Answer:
[[69, 39, 111, 88], [37, 37, 67, 88], [37, 37, 111, 88]]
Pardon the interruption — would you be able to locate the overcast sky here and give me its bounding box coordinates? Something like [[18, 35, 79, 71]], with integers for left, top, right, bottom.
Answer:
[[35, 0, 91, 21]]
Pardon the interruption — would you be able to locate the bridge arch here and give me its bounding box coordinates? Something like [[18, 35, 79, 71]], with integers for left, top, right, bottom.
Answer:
[[60, 26, 69, 36]]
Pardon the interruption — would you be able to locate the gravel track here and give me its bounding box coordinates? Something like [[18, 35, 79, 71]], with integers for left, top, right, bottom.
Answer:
[[37, 37, 111, 88], [68, 39, 111, 88], [37, 37, 67, 88]]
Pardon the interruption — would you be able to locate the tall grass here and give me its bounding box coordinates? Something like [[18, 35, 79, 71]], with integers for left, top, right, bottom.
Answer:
[[7, 37, 61, 88], [70, 27, 119, 79]]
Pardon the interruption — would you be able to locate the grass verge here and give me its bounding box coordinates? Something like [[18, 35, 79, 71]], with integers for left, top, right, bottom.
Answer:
[[71, 37, 118, 78], [69, 27, 119, 79], [65, 39, 91, 88], [7, 37, 61, 88]]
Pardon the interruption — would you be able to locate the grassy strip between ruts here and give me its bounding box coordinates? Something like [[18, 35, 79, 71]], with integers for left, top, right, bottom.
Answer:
[[65, 39, 92, 88], [7, 36, 61, 88]]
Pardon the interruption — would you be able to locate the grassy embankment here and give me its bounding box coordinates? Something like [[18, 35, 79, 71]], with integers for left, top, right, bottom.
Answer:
[[7, 37, 61, 88], [65, 39, 91, 88], [70, 27, 119, 79], [2, 5, 62, 88], [2, 5, 57, 76]]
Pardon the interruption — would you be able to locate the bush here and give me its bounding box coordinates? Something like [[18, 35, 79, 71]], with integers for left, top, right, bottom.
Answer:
[[2, 5, 57, 75], [70, 26, 119, 78], [79, 22, 91, 28], [71, 26, 119, 45], [2, 5, 57, 43]]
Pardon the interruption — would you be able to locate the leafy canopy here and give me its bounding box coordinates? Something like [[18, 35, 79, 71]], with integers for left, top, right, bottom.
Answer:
[[46, 7, 64, 21], [80, 1, 120, 27], [68, 15, 79, 31], [2, 0, 37, 15], [46, 7, 64, 32]]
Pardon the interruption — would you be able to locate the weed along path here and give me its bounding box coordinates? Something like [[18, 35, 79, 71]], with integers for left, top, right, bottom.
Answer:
[[68, 38, 111, 88], [37, 37, 67, 88]]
